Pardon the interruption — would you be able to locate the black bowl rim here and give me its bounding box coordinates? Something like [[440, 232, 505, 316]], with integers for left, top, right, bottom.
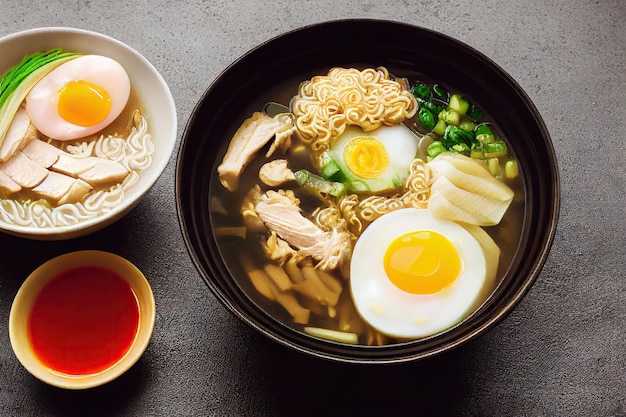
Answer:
[[175, 18, 560, 364]]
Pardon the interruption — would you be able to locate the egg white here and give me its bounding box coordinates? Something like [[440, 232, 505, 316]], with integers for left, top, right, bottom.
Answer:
[[25, 55, 131, 141], [350, 208, 489, 339], [329, 124, 418, 192]]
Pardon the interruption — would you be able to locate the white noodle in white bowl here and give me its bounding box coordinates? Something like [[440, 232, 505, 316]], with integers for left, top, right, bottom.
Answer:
[[0, 113, 154, 228]]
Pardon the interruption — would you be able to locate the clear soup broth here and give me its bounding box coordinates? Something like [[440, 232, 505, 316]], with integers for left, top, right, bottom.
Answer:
[[210, 66, 524, 346]]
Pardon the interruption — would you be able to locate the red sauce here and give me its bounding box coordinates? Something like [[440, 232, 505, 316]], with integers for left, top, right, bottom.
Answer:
[[27, 265, 140, 375]]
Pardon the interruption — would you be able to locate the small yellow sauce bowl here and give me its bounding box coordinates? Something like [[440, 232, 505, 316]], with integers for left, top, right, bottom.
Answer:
[[9, 250, 155, 390]]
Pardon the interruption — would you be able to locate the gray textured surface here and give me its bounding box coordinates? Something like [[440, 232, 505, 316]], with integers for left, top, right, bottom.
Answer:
[[0, 1, 625, 416]]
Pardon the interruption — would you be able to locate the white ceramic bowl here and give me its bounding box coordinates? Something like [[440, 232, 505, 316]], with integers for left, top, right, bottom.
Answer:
[[0, 27, 177, 240], [9, 250, 156, 390]]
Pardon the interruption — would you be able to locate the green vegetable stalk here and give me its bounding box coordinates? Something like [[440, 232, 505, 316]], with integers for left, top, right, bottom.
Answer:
[[294, 169, 347, 198], [0, 48, 80, 147]]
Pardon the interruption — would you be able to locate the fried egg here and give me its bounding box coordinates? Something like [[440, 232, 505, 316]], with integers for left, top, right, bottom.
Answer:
[[328, 124, 418, 193], [25, 55, 131, 141], [350, 208, 499, 339]]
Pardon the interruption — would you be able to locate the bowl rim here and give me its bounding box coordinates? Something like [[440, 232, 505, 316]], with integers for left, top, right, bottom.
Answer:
[[176, 18, 561, 363], [0, 26, 177, 240], [8, 250, 156, 389]]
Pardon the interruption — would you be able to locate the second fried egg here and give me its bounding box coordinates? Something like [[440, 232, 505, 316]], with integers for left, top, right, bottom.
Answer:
[[350, 208, 497, 339]]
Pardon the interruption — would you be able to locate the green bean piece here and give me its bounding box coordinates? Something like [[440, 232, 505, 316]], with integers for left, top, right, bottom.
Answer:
[[433, 119, 447, 136], [427, 141, 446, 158], [348, 180, 369, 193], [439, 108, 460, 126], [470, 143, 485, 159], [294, 169, 347, 198], [483, 141, 507, 158], [475, 124, 495, 144], [392, 173, 403, 188], [451, 143, 471, 154], [320, 159, 345, 182]]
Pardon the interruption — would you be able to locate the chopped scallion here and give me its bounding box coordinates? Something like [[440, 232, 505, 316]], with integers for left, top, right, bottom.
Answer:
[[505, 159, 519, 179], [0, 48, 80, 148]]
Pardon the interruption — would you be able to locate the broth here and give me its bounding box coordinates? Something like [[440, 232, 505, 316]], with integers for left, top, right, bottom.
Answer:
[[210, 67, 524, 346]]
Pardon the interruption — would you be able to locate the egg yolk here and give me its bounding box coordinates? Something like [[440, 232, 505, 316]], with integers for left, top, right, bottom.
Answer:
[[343, 136, 389, 179], [57, 80, 112, 127], [384, 230, 461, 294]]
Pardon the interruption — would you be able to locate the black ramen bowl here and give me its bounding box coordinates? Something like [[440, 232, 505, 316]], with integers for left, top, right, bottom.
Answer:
[[176, 19, 559, 363]]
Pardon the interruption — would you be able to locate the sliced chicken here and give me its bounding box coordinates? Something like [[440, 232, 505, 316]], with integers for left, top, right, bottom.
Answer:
[[21, 139, 61, 168], [32, 171, 93, 205], [22, 138, 129, 191], [77, 158, 129, 187], [52, 153, 96, 176], [254, 190, 351, 270], [0, 107, 37, 162], [217, 112, 295, 191], [50, 153, 129, 187], [0, 169, 21, 195], [58, 179, 93, 206], [259, 159, 295, 187], [0, 151, 48, 188]]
